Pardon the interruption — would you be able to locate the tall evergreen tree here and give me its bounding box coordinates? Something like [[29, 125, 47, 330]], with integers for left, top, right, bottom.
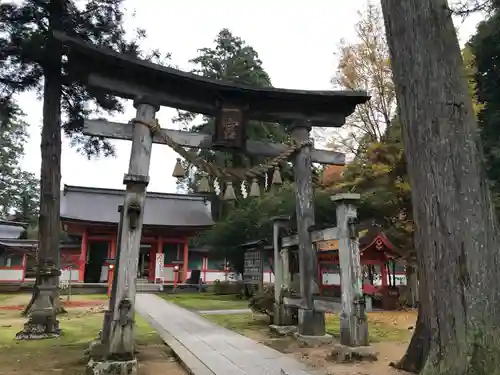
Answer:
[[0, 100, 39, 223], [0, 0, 162, 334], [469, 4, 500, 216], [174, 29, 288, 195]]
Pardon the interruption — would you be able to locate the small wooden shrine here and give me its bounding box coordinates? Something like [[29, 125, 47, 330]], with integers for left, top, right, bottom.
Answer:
[[316, 224, 406, 305]]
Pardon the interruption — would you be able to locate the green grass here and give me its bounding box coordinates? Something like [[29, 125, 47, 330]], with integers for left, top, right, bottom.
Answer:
[[0, 310, 160, 375], [0, 312, 157, 349], [203, 313, 411, 343], [0, 294, 18, 303], [204, 313, 269, 333], [325, 314, 411, 342], [159, 292, 250, 311]]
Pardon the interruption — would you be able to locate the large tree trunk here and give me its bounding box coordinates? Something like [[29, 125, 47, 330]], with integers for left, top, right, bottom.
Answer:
[[391, 262, 430, 373], [17, 0, 64, 339], [38, 0, 63, 310], [381, 1, 500, 374]]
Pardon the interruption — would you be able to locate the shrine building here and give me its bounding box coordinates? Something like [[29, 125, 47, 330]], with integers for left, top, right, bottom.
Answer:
[[0, 220, 29, 282], [0, 185, 276, 286], [317, 225, 407, 295], [60, 185, 215, 284]]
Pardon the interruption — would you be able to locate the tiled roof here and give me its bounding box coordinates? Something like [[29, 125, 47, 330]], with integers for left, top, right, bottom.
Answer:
[[61, 185, 214, 228]]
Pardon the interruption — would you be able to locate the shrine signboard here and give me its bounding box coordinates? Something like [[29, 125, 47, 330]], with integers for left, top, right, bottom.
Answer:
[[214, 103, 246, 150], [243, 249, 263, 286], [317, 239, 339, 252]]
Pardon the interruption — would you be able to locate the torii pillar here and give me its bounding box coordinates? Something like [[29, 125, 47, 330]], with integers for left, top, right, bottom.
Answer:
[[290, 122, 325, 337], [87, 95, 159, 375]]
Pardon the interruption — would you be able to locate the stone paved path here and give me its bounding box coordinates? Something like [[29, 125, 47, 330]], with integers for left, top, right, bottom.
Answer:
[[136, 294, 315, 375]]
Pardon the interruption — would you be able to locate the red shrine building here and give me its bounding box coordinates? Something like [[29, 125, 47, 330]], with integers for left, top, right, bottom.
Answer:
[[317, 225, 406, 295], [0, 185, 274, 285], [59, 185, 215, 285], [1, 186, 407, 289]]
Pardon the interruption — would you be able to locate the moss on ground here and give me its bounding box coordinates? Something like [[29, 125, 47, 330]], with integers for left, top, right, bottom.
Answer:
[[158, 292, 249, 311], [0, 294, 168, 375], [204, 312, 412, 343]]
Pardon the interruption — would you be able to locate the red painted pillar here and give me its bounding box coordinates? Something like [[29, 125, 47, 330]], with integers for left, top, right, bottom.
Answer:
[[380, 262, 388, 287], [107, 236, 116, 297], [203, 256, 207, 282], [21, 254, 27, 282], [79, 229, 88, 282], [182, 240, 189, 281]]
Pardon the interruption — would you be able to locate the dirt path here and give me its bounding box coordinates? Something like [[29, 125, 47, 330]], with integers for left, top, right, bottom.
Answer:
[[292, 342, 411, 375], [244, 331, 412, 375], [0, 293, 107, 306], [137, 344, 186, 375]]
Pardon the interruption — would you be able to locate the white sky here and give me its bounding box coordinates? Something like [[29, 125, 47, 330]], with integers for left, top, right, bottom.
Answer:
[[16, 0, 484, 193]]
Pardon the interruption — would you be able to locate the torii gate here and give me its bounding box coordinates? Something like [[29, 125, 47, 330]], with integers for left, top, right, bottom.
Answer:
[[54, 31, 369, 373]]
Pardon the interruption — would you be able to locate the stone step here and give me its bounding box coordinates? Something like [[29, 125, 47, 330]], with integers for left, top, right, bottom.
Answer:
[[136, 283, 163, 292]]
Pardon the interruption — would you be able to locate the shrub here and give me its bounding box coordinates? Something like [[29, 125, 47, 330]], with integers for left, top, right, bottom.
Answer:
[[249, 283, 299, 324], [249, 284, 275, 317], [212, 279, 245, 296]]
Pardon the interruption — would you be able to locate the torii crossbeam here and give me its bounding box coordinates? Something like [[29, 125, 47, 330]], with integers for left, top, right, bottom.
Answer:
[[54, 30, 370, 374]]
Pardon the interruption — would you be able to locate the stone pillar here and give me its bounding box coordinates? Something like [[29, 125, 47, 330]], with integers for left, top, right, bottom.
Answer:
[[281, 245, 291, 290], [332, 193, 368, 347], [290, 123, 325, 337], [16, 260, 61, 340], [271, 216, 293, 327]]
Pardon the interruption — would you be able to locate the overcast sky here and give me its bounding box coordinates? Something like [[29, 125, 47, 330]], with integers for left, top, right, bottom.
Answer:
[[16, 0, 484, 194]]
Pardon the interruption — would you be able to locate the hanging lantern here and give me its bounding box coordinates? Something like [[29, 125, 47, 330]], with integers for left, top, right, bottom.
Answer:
[[223, 181, 236, 201], [271, 166, 283, 185], [248, 178, 260, 197], [197, 175, 211, 193], [172, 158, 186, 178]]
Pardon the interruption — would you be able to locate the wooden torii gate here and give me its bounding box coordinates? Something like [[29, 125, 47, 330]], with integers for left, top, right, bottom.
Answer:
[[55, 31, 369, 373], [272, 193, 369, 347]]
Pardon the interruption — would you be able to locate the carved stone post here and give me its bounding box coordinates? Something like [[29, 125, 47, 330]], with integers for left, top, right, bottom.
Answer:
[[281, 241, 291, 293], [16, 260, 61, 339], [271, 216, 293, 327], [332, 193, 368, 347], [88, 96, 159, 375], [290, 123, 325, 337]]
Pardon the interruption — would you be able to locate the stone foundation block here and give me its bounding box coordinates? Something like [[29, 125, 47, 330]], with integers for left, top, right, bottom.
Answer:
[[273, 303, 295, 326], [269, 324, 297, 335], [87, 358, 138, 375], [297, 308, 325, 336], [85, 340, 109, 361], [329, 344, 379, 362], [294, 332, 333, 347], [16, 320, 61, 340]]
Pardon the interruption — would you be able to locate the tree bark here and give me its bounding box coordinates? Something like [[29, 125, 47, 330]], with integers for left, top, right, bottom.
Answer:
[[392, 304, 431, 373], [36, 0, 63, 315], [391, 262, 430, 373], [381, 1, 500, 374]]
